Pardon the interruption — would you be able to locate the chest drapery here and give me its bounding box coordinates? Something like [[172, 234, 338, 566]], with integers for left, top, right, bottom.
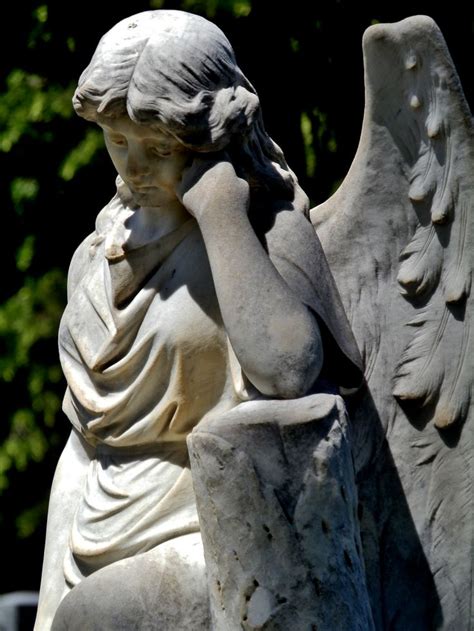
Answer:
[[59, 196, 242, 450]]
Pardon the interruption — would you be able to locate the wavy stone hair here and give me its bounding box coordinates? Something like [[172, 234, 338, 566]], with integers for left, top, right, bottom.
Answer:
[[73, 10, 307, 211]]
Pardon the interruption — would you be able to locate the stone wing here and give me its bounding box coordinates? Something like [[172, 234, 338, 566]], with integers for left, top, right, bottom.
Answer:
[[311, 16, 473, 629]]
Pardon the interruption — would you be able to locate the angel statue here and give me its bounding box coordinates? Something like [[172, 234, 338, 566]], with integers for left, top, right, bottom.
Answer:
[[34, 10, 472, 631]]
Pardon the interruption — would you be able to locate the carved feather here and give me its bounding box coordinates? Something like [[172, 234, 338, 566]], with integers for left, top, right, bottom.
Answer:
[[397, 223, 442, 296], [392, 294, 471, 427], [442, 198, 472, 303], [386, 20, 473, 428]]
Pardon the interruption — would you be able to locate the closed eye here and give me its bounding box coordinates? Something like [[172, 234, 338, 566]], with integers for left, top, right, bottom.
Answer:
[[107, 134, 127, 147], [149, 145, 172, 158]]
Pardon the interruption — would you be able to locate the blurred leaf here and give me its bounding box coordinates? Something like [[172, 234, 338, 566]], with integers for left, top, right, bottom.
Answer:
[[0, 70, 74, 152], [28, 3, 51, 49], [290, 37, 300, 53], [0, 269, 66, 379], [301, 112, 316, 178], [182, 0, 251, 17], [10, 178, 39, 216], [16, 499, 48, 539], [16, 236, 36, 272], [60, 128, 104, 181], [34, 5, 48, 23]]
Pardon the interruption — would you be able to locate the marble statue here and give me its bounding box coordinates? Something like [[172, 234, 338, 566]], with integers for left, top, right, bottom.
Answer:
[[35, 10, 472, 631]]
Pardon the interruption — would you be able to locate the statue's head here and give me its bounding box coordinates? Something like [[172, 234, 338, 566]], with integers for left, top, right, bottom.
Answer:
[[73, 10, 261, 153], [74, 10, 305, 207]]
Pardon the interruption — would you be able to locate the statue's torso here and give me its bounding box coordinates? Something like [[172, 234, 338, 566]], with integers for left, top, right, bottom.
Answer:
[[59, 196, 242, 451]]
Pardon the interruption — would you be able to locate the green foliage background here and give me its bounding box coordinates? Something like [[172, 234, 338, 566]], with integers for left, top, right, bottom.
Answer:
[[1, 0, 472, 593]]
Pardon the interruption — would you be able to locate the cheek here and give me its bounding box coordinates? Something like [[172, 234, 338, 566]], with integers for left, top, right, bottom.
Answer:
[[105, 143, 127, 176], [174, 154, 193, 181], [157, 157, 189, 187]]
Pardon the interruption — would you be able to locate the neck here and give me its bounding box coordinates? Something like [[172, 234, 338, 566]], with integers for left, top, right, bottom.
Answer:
[[124, 201, 192, 252], [140, 201, 190, 231]]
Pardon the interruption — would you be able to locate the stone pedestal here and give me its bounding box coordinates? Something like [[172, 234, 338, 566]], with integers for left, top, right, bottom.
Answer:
[[188, 394, 374, 631]]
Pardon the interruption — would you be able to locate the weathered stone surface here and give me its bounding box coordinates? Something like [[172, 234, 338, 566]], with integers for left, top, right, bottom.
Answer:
[[188, 394, 374, 630], [50, 533, 210, 631]]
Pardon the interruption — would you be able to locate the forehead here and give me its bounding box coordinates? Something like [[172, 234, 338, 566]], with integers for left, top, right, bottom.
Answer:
[[99, 114, 179, 146]]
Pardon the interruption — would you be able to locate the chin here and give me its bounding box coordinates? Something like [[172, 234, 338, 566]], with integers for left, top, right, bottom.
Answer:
[[132, 190, 172, 207]]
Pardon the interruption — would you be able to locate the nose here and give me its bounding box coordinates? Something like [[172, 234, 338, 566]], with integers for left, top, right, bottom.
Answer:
[[126, 146, 151, 185]]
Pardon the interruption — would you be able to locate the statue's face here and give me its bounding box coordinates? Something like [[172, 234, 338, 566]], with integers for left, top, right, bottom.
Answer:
[[100, 115, 191, 207]]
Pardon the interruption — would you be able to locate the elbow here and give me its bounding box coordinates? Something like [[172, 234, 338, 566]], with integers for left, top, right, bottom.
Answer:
[[249, 325, 324, 399], [273, 347, 323, 399]]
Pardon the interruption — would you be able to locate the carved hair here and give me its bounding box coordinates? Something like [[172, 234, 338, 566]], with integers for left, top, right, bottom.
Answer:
[[73, 10, 307, 209]]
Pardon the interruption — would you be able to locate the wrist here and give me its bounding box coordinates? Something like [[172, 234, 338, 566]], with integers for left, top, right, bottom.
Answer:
[[179, 159, 250, 222], [195, 197, 250, 231]]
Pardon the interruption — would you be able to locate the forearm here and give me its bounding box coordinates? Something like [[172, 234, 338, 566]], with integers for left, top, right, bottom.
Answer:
[[198, 206, 323, 398]]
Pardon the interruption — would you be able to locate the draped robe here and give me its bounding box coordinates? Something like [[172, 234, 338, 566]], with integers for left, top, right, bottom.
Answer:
[[58, 190, 362, 585]]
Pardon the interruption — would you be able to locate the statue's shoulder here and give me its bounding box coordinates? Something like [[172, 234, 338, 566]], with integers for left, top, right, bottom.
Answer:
[[66, 194, 123, 299]]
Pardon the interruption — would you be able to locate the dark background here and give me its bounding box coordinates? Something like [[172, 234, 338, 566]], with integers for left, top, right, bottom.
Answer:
[[0, 0, 472, 594]]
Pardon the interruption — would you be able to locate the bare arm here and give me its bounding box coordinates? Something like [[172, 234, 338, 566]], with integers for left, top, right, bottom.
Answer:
[[179, 157, 323, 399]]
